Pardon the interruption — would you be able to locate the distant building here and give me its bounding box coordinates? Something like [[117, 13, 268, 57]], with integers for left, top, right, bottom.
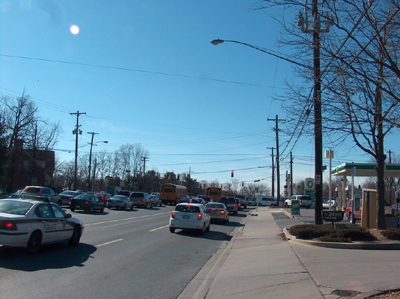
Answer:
[[2, 139, 55, 192]]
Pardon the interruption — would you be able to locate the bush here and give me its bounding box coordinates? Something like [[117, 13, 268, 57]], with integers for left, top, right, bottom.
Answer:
[[381, 227, 400, 240], [289, 224, 377, 242]]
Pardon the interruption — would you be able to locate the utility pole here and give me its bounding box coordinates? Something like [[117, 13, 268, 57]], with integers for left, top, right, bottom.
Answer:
[[290, 152, 293, 197], [267, 115, 286, 207], [87, 132, 99, 191], [267, 147, 275, 199], [70, 111, 86, 190], [298, 0, 333, 224], [389, 150, 392, 204], [142, 156, 148, 190]]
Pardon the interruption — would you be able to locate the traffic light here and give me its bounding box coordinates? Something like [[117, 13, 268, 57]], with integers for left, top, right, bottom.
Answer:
[[231, 171, 234, 177], [242, 182, 244, 187]]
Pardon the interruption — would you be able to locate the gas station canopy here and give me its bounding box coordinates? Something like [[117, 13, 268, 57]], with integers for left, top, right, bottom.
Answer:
[[331, 163, 400, 177]]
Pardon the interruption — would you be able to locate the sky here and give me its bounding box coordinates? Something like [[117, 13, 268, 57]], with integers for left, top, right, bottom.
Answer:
[[1, 0, 397, 193]]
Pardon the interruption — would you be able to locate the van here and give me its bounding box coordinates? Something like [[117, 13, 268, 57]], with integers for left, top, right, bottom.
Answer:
[[256, 197, 277, 207]]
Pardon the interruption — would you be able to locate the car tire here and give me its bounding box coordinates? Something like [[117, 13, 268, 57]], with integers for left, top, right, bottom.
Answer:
[[169, 227, 175, 233], [88, 206, 94, 213], [284, 203, 288, 208], [206, 222, 210, 232], [70, 208, 75, 212], [130, 204, 134, 210], [26, 231, 42, 255], [150, 202, 153, 209], [258, 203, 261, 206], [57, 200, 62, 206], [100, 206, 105, 213], [159, 202, 162, 207], [68, 226, 81, 246], [122, 204, 126, 210]]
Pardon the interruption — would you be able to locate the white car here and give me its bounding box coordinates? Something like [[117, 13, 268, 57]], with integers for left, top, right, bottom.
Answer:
[[322, 199, 337, 209], [256, 197, 277, 206], [0, 198, 84, 254], [169, 203, 211, 235]]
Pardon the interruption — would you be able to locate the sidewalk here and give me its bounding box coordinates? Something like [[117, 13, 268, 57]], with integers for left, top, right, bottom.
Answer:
[[178, 207, 400, 299]]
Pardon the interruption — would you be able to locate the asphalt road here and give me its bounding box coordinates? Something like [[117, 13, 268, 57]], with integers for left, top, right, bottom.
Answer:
[[0, 204, 250, 299]]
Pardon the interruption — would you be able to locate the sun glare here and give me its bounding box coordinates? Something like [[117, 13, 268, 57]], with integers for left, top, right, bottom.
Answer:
[[70, 25, 80, 35]]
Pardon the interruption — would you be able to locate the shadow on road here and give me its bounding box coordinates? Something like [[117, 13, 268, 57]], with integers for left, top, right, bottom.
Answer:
[[0, 243, 96, 271]]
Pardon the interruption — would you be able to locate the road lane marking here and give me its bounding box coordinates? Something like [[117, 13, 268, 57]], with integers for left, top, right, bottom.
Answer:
[[150, 224, 169, 232], [96, 239, 123, 247], [85, 211, 170, 226]]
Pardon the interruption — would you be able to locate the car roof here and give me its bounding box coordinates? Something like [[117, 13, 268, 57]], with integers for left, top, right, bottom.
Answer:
[[1, 198, 51, 205], [176, 203, 203, 207]]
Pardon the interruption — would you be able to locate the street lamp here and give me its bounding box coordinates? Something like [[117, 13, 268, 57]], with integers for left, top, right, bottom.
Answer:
[[211, 35, 324, 223]]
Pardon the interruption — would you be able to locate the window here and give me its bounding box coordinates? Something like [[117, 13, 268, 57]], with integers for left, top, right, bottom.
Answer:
[[176, 205, 200, 213], [51, 205, 66, 218], [35, 204, 54, 218]]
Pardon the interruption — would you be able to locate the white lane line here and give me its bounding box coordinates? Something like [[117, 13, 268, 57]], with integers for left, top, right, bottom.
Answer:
[[96, 239, 123, 247], [150, 224, 169, 232], [85, 212, 170, 226]]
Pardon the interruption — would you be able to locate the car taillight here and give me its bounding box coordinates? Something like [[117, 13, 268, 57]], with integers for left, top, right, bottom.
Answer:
[[221, 210, 225, 214], [233, 204, 236, 207], [0, 220, 17, 230], [172, 212, 176, 218], [197, 214, 203, 220], [211, 208, 216, 211], [140, 199, 145, 202], [85, 201, 89, 204]]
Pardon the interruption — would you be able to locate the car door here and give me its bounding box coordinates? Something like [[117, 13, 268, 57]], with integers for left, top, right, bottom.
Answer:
[[50, 204, 73, 240], [34, 204, 64, 244], [91, 196, 102, 210]]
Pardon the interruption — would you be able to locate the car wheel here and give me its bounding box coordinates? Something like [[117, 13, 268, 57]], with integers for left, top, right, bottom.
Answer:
[[159, 202, 162, 207], [169, 227, 175, 233], [88, 206, 94, 213], [284, 203, 288, 208], [130, 204, 134, 210], [122, 204, 126, 210], [150, 202, 153, 209], [100, 206, 105, 213], [68, 226, 81, 246], [70, 208, 75, 212], [206, 222, 210, 232], [258, 203, 261, 206], [26, 231, 42, 255], [57, 200, 62, 206]]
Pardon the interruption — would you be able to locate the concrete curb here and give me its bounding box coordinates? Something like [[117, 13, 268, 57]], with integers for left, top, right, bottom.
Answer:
[[283, 225, 400, 250]]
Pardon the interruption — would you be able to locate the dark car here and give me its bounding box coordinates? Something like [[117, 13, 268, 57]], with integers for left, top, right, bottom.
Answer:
[[190, 197, 206, 205], [69, 194, 105, 213], [59, 190, 80, 206], [218, 197, 238, 215], [21, 186, 62, 206], [235, 195, 247, 209], [178, 197, 191, 204], [198, 195, 212, 204]]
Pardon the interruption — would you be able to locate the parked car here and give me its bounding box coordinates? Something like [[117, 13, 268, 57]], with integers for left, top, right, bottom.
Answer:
[[235, 195, 247, 209], [95, 192, 111, 204], [256, 196, 277, 207], [59, 190, 80, 206], [9, 189, 22, 198], [149, 195, 162, 207], [116, 190, 134, 198], [284, 195, 313, 209], [322, 199, 337, 209], [69, 194, 105, 213], [205, 202, 229, 224], [106, 195, 134, 210], [169, 203, 211, 234], [20, 186, 62, 206], [0, 198, 83, 254], [235, 198, 242, 210], [218, 197, 238, 215], [130, 192, 152, 208]]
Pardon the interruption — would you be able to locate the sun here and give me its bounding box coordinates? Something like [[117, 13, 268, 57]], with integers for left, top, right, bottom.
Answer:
[[70, 25, 80, 35]]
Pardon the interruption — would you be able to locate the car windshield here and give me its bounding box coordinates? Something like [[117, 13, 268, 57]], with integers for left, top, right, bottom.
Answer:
[[175, 205, 200, 213], [23, 187, 41, 194], [0, 200, 33, 215], [75, 194, 91, 200], [61, 191, 76, 195], [131, 193, 144, 198]]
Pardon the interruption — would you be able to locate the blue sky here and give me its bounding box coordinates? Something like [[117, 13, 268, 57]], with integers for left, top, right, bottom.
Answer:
[[1, 0, 395, 191]]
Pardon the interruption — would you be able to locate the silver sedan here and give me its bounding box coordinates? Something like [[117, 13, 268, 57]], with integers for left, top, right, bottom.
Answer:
[[106, 195, 134, 210], [205, 202, 229, 224]]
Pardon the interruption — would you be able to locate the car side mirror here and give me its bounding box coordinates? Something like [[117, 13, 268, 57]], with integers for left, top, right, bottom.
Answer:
[[65, 214, 72, 218]]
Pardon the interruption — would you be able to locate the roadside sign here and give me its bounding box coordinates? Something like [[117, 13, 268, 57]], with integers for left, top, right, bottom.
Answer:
[[291, 200, 300, 215]]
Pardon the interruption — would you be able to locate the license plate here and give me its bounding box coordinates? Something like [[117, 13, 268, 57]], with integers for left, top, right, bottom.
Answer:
[[76, 205, 80, 208], [183, 215, 190, 219], [211, 211, 217, 214]]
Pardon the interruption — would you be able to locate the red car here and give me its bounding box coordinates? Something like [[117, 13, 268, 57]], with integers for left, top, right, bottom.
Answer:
[[345, 199, 362, 221], [95, 192, 111, 204]]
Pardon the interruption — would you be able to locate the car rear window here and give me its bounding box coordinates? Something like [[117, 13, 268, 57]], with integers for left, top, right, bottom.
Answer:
[[23, 187, 40, 194], [207, 203, 224, 209], [219, 198, 234, 204], [131, 193, 144, 198], [175, 205, 200, 213], [0, 200, 33, 215]]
